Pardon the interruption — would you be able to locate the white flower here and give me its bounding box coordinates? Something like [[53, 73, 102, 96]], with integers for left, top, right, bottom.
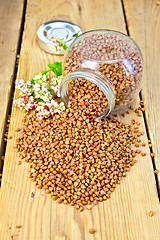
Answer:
[[52, 86, 58, 93], [59, 102, 65, 110], [35, 94, 41, 99], [51, 78, 57, 85], [33, 73, 42, 80], [57, 91, 60, 97], [29, 96, 34, 102], [48, 34, 65, 53], [42, 74, 47, 81], [14, 68, 65, 119], [54, 102, 59, 108], [36, 113, 43, 119], [34, 83, 40, 91], [54, 109, 61, 114]]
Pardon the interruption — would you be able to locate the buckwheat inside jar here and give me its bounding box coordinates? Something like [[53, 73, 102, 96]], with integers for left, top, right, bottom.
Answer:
[[60, 30, 143, 117]]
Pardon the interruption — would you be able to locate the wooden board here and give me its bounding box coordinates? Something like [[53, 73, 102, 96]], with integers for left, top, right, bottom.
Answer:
[[0, 0, 25, 166], [122, 0, 160, 188], [0, 0, 160, 239]]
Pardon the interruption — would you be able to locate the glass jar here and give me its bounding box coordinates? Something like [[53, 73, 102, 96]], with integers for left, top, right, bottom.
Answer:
[[60, 30, 143, 118]]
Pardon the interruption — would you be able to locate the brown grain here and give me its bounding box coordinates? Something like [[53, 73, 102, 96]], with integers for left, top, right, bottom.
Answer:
[[64, 32, 142, 110], [16, 79, 142, 210], [148, 211, 154, 217], [89, 228, 95, 234]]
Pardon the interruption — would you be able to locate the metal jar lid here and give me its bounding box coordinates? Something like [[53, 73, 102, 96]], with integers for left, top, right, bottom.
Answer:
[[37, 20, 82, 55]]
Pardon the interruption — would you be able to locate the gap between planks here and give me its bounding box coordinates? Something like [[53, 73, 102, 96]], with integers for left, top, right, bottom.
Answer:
[[0, 0, 28, 173], [120, 0, 160, 201]]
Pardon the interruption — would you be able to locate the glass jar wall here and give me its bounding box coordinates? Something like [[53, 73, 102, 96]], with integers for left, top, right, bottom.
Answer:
[[60, 30, 143, 117]]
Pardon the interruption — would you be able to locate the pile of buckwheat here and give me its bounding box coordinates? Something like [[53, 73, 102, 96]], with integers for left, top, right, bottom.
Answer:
[[16, 78, 144, 211]]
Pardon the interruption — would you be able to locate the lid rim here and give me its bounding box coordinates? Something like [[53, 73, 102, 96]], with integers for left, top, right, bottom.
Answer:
[[37, 20, 82, 55]]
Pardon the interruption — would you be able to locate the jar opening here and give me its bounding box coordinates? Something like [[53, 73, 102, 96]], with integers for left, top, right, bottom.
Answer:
[[60, 71, 115, 118]]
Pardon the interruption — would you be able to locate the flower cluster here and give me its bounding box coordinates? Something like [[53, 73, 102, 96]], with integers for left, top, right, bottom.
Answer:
[[14, 72, 65, 119], [50, 76, 63, 97], [48, 34, 68, 54]]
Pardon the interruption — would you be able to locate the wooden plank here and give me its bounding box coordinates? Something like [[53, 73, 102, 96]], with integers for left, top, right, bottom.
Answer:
[[0, 0, 25, 166], [122, 0, 160, 188], [0, 0, 160, 239]]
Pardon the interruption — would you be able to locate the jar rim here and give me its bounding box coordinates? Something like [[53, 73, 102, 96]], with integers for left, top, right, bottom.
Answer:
[[60, 71, 115, 118]]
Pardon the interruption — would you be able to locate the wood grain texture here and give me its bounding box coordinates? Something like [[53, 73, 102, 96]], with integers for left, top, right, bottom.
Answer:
[[0, 0, 25, 166], [0, 0, 160, 239], [122, 0, 160, 188]]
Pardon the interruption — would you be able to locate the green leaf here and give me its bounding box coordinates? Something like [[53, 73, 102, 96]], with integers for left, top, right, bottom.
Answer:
[[47, 88, 52, 92], [38, 79, 43, 84], [73, 31, 80, 38], [31, 79, 35, 85], [55, 38, 68, 51], [48, 64, 54, 68], [63, 43, 68, 50], [48, 62, 62, 77], [32, 92, 36, 97], [42, 70, 50, 75]]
